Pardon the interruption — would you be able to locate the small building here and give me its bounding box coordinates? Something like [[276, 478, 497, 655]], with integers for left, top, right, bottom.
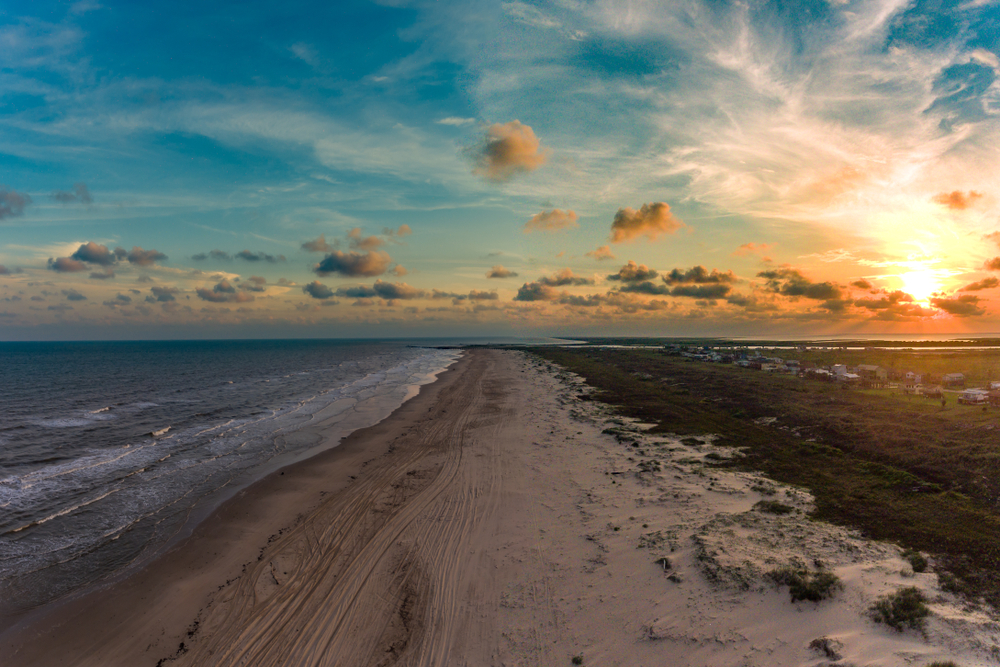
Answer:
[[857, 364, 889, 388], [922, 385, 944, 399], [831, 364, 848, 378], [989, 390, 1000, 407], [942, 373, 966, 387]]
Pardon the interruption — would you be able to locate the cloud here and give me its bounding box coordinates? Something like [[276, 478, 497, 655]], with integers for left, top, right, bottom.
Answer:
[[347, 227, 385, 251], [474, 120, 547, 182], [757, 268, 843, 300], [851, 279, 873, 289], [0, 265, 11, 275], [333, 280, 426, 301], [486, 265, 518, 278], [50, 183, 92, 204], [585, 245, 615, 261], [607, 261, 658, 283], [437, 117, 476, 126], [960, 276, 1000, 291], [372, 280, 425, 300], [514, 282, 559, 301], [383, 224, 412, 238], [148, 286, 178, 302], [196, 279, 255, 303], [334, 285, 377, 298], [932, 190, 983, 209], [985, 257, 1000, 270], [854, 290, 914, 310], [617, 281, 732, 299], [301, 235, 334, 252], [930, 294, 986, 317], [0, 187, 31, 219], [102, 293, 132, 307], [732, 243, 771, 257], [467, 290, 498, 301], [48, 257, 88, 272], [537, 268, 593, 286], [192, 250, 233, 261], [391, 265, 408, 276], [71, 241, 116, 266], [243, 276, 267, 292], [303, 281, 335, 299], [667, 284, 732, 299], [235, 250, 285, 263], [314, 250, 392, 277], [663, 266, 737, 285], [62, 289, 87, 301], [89, 268, 115, 280], [609, 203, 684, 243], [125, 246, 167, 266], [524, 209, 579, 233]]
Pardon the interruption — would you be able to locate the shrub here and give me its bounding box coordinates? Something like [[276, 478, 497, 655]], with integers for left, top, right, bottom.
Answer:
[[755, 500, 795, 515], [923, 662, 958, 667], [902, 548, 928, 573], [869, 587, 930, 632], [767, 566, 842, 602], [571, 655, 584, 665]]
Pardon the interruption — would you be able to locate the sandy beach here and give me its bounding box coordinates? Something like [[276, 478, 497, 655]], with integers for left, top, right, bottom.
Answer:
[[3, 348, 1000, 666]]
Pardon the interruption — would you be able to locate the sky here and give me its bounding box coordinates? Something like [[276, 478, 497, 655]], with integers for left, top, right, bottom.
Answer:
[[1, 0, 1000, 340]]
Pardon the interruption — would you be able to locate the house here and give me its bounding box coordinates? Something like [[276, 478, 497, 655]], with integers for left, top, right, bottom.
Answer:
[[942, 373, 966, 387], [857, 364, 889, 388], [922, 385, 944, 399], [958, 388, 989, 405], [989, 381, 1000, 391], [831, 364, 848, 378], [989, 390, 1000, 407]]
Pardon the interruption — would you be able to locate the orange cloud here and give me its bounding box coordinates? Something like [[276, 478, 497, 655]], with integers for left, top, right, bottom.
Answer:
[[932, 190, 983, 210], [524, 208, 579, 233], [475, 120, 547, 182], [348, 227, 385, 251], [585, 245, 615, 261], [930, 294, 985, 317], [609, 203, 683, 243], [607, 260, 657, 283], [732, 242, 771, 257], [486, 265, 518, 278]]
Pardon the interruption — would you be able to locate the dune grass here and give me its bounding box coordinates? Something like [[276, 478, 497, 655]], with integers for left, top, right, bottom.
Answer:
[[527, 346, 1000, 608]]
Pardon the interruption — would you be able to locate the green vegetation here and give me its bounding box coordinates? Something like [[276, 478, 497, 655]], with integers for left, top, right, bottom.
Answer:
[[902, 548, 929, 573], [869, 586, 930, 632], [766, 565, 842, 602], [571, 655, 584, 665], [527, 346, 1000, 607]]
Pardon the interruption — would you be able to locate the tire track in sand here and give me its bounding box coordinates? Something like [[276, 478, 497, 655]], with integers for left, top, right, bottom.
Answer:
[[174, 349, 512, 667]]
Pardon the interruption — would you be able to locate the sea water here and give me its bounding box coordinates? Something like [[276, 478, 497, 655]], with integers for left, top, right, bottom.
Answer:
[[0, 339, 461, 617]]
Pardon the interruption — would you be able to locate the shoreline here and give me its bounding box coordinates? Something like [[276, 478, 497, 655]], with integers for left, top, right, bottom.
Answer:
[[0, 350, 470, 665], [4, 348, 998, 666]]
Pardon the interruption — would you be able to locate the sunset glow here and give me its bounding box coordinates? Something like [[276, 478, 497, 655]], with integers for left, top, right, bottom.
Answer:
[[1, 1, 999, 339]]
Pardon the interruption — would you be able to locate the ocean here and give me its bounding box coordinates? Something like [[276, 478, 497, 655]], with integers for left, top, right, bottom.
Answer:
[[0, 339, 462, 618]]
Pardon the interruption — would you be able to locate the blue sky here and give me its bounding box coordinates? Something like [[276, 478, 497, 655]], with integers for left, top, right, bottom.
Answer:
[[2, 0, 999, 339]]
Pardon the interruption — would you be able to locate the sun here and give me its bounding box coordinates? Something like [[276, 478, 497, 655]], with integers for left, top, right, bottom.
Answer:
[[899, 269, 942, 303]]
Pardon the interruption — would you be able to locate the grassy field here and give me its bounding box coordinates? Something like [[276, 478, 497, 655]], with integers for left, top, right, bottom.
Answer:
[[528, 346, 1000, 608]]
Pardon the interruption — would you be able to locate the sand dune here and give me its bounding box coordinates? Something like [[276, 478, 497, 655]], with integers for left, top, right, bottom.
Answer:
[[4, 349, 1000, 666]]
